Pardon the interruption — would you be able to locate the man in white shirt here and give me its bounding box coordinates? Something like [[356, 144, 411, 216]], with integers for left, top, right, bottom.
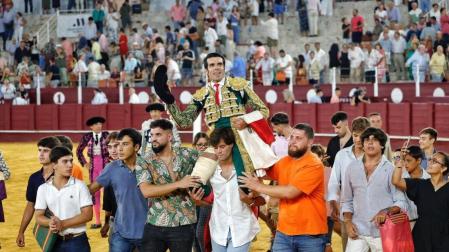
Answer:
[[0, 80, 15, 100], [391, 32, 407, 80], [308, 0, 321, 36], [166, 55, 181, 87], [124, 53, 138, 75], [216, 11, 229, 45], [362, 42, 382, 83], [308, 88, 323, 104], [73, 54, 88, 87], [12, 92, 28, 105], [428, 3, 440, 23], [97, 64, 110, 81], [128, 88, 141, 104], [327, 117, 370, 252], [87, 58, 101, 87], [34, 146, 93, 251], [314, 43, 327, 83], [203, 21, 218, 53], [189, 127, 260, 252], [261, 13, 279, 56], [84, 17, 98, 41], [275, 49, 293, 85], [256, 52, 275, 86], [91, 88, 108, 105], [348, 43, 364, 83]]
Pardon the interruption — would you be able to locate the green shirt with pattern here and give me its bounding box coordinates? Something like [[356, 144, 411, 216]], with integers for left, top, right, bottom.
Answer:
[[135, 147, 199, 227]]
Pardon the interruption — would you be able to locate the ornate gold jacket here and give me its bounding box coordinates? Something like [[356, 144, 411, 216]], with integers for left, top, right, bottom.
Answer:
[[168, 77, 269, 128]]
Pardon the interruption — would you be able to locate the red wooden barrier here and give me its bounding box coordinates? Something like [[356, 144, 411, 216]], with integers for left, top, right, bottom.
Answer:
[[341, 103, 365, 123], [269, 103, 293, 118], [434, 103, 449, 137], [293, 103, 317, 129], [316, 104, 341, 133], [131, 105, 148, 129], [59, 104, 83, 130], [107, 104, 132, 130], [3, 102, 449, 139], [0, 103, 11, 130], [11, 105, 35, 130], [35, 105, 59, 130], [411, 103, 434, 135], [388, 103, 411, 136]]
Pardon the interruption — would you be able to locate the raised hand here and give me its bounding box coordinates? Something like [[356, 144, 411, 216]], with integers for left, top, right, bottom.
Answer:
[[154, 65, 175, 104]]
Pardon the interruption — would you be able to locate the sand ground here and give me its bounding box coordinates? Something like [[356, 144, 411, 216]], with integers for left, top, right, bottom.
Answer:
[[0, 142, 342, 251]]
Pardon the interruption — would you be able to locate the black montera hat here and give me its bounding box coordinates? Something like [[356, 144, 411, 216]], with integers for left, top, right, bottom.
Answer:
[[145, 103, 165, 112], [86, 116, 106, 126]]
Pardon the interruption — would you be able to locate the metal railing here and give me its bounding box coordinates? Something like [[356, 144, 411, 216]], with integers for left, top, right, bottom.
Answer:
[[35, 14, 57, 48]]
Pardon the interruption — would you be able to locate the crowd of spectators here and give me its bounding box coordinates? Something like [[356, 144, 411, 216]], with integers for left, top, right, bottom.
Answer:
[[0, 0, 448, 106]]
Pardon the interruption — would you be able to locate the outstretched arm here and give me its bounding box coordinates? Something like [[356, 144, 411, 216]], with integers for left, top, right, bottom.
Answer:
[[167, 102, 202, 128]]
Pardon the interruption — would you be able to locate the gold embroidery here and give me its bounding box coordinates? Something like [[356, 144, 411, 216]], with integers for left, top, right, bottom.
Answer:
[[228, 77, 248, 91], [192, 87, 209, 102]]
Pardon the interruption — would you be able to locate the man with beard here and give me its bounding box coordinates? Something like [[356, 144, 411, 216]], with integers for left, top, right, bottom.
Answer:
[[239, 123, 328, 251], [326, 112, 353, 167], [136, 119, 201, 252], [89, 129, 148, 251]]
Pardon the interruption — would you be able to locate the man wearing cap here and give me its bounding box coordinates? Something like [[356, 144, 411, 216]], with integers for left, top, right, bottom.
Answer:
[[76, 116, 109, 229], [154, 52, 276, 190], [141, 103, 181, 157]]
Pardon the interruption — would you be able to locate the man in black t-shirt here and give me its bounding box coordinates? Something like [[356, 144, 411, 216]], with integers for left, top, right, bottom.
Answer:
[[48, 58, 61, 88], [16, 137, 61, 248], [180, 42, 195, 86], [326, 112, 353, 167]]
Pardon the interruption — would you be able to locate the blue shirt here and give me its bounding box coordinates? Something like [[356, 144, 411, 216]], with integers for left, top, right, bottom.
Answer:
[[341, 156, 407, 237], [231, 56, 246, 78], [387, 7, 401, 23], [96, 159, 148, 239]]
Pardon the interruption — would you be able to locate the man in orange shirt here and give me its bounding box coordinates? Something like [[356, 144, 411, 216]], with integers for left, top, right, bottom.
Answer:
[[239, 123, 328, 251]]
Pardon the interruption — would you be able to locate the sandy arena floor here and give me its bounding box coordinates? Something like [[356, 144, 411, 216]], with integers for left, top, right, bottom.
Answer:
[[0, 142, 342, 251]]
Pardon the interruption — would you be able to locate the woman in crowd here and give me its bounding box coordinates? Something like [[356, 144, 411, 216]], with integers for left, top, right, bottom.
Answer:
[[392, 146, 430, 229], [374, 43, 386, 82], [429, 45, 447, 82], [392, 151, 449, 252], [340, 44, 350, 82], [295, 54, 308, 85]]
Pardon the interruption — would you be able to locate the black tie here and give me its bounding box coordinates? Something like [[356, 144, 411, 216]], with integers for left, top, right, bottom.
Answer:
[[95, 134, 99, 145]]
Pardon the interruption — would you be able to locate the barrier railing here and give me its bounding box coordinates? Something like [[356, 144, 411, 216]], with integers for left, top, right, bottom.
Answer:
[[35, 14, 57, 48]]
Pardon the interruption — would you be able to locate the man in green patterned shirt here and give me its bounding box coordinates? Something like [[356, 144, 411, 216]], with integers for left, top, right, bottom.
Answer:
[[136, 119, 202, 252]]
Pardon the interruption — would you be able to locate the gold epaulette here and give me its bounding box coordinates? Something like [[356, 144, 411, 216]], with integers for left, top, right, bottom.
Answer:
[[192, 87, 209, 102], [228, 77, 248, 91]]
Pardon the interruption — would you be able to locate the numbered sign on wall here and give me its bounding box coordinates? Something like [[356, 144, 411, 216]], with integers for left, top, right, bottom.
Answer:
[[53, 92, 66, 105]]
